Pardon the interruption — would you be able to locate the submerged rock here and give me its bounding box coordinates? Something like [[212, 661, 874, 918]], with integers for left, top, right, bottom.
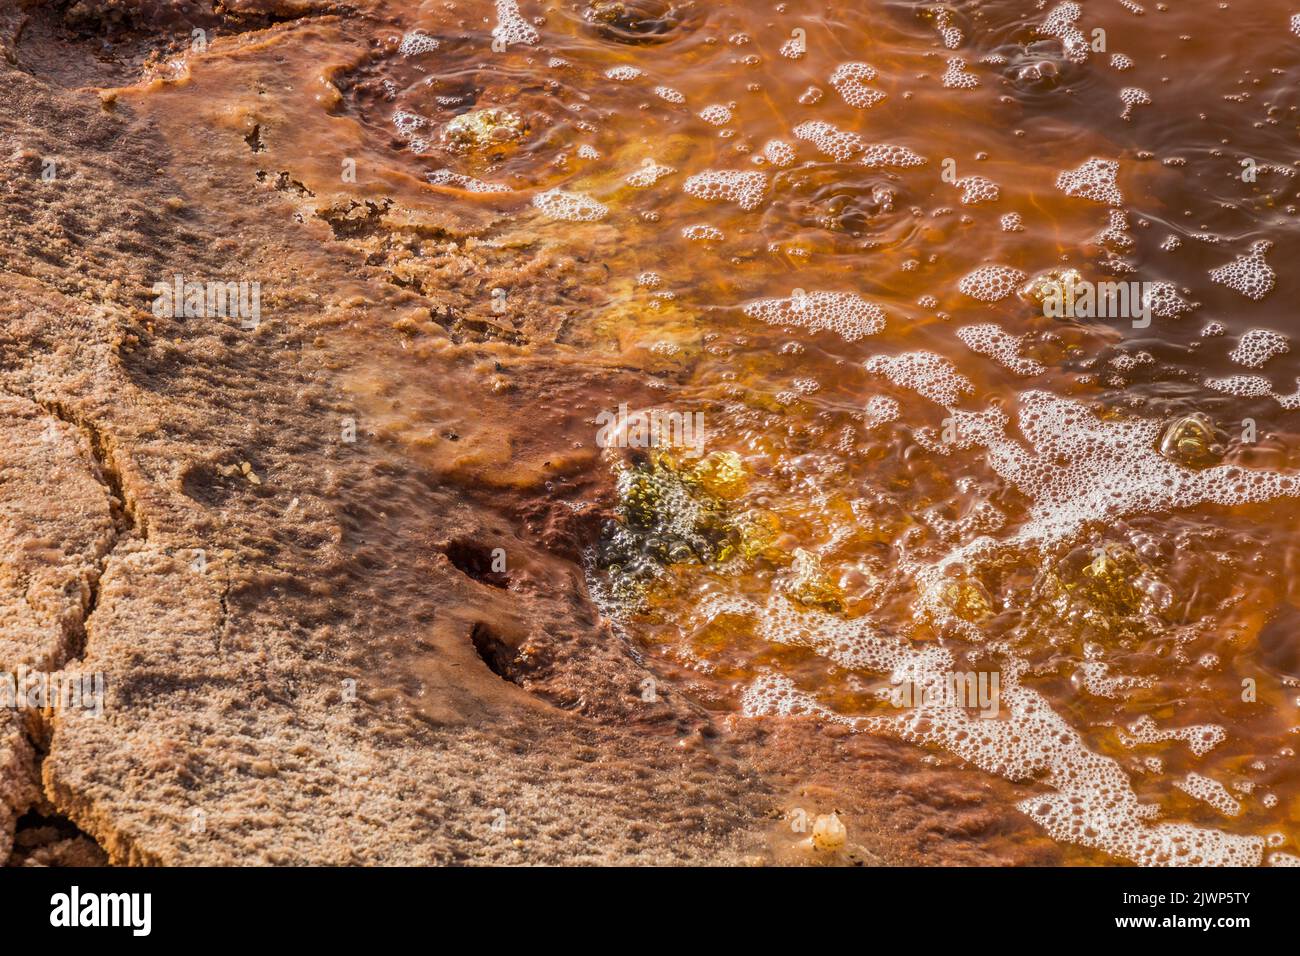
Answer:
[[440, 108, 526, 159], [1158, 413, 1225, 468]]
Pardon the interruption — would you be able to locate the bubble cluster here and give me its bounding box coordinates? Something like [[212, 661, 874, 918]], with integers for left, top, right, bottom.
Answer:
[[1175, 773, 1242, 817], [1119, 87, 1151, 120], [1205, 374, 1273, 398], [392, 109, 429, 152], [1000, 212, 1025, 232], [398, 30, 440, 57], [864, 351, 974, 405], [1142, 281, 1194, 319], [862, 395, 900, 429], [743, 291, 886, 341], [933, 8, 963, 49], [941, 57, 980, 90], [532, 188, 609, 221], [1119, 715, 1226, 758], [1056, 158, 1123, 205], [605, 65, 643, 80], [1230, 329, 1289, 368], [955, 175, 999, 205], [975, 390, 1300, 548], [793, 120, 864, 162], [654, 86, 686, 104], [958, 265, 1027, 302], [829, 62, 886, 108], [1209, 241, 1276, 300], [698, 104, 733, 126], [956, 324, 1045, 375], [779, 34, 806, 60], [860, 144, 927, 168], [682, 169, 768, 211], [625, 160, 676, 188], [1039, 1, 1089, 63], [427, 169, 509, 193], [1094, 209, 1133, 250], [492, 0, 539, 47], [682, 223, 723, 241], [761, 139, 796, 167]]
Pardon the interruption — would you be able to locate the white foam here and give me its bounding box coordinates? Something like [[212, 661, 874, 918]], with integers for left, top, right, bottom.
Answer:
[[1143, 281, 1194, 319], [1076, 661, 1152, 698], [860, 144, 927, 168], [1000, 212, 1025, 232], [682, 169, 767, 211], [1057, 158, 1123, 205], [732, 599, 1263, 866], [933, 8, 963, 49], [492, 0, 539, 47], [1176, 773, 1242, 817], [1205, 374, 1273, 398], [398, 30, 439, 57], [427, 170, 509, 193], [605, 65, 643, 81], [625, 160, 676, 188], [1039, 1, 1090, 63], [1095, 209, 1133, 250], [865, 351, 973, 405], [743, 291, 886, 342], [727, 384, 1300, 863], [830, 62, 886, 109], [532, 188, 608, 222], [863, 395, 900, 429], [760, 139, 796, 167], [1210, 241, 1276, 300], [779, 35, 806, 60], [793, 120, 863, 162], [955, 175, 999, 205], [1230, 329, 1289, 368], [941, 57, 980, 90], [682, 223, 723, 241], [1120, 87, 1151, 120], [698, 104, 733, 126], [1119, 715, 1226, 757], [958, 265, 1027, 302], [957, 324, 1045, 375]]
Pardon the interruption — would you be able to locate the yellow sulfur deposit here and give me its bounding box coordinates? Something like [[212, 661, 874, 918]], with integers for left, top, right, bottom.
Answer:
[[440, 108, 526, 158], [685, 450, 748, 500]]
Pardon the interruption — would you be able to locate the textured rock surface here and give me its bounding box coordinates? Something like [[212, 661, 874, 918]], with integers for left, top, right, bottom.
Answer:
[[0, 0, 1046, 865]]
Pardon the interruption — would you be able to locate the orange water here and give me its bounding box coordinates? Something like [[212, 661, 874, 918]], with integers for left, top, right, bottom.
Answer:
[[325, 0, 1300, 865]]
